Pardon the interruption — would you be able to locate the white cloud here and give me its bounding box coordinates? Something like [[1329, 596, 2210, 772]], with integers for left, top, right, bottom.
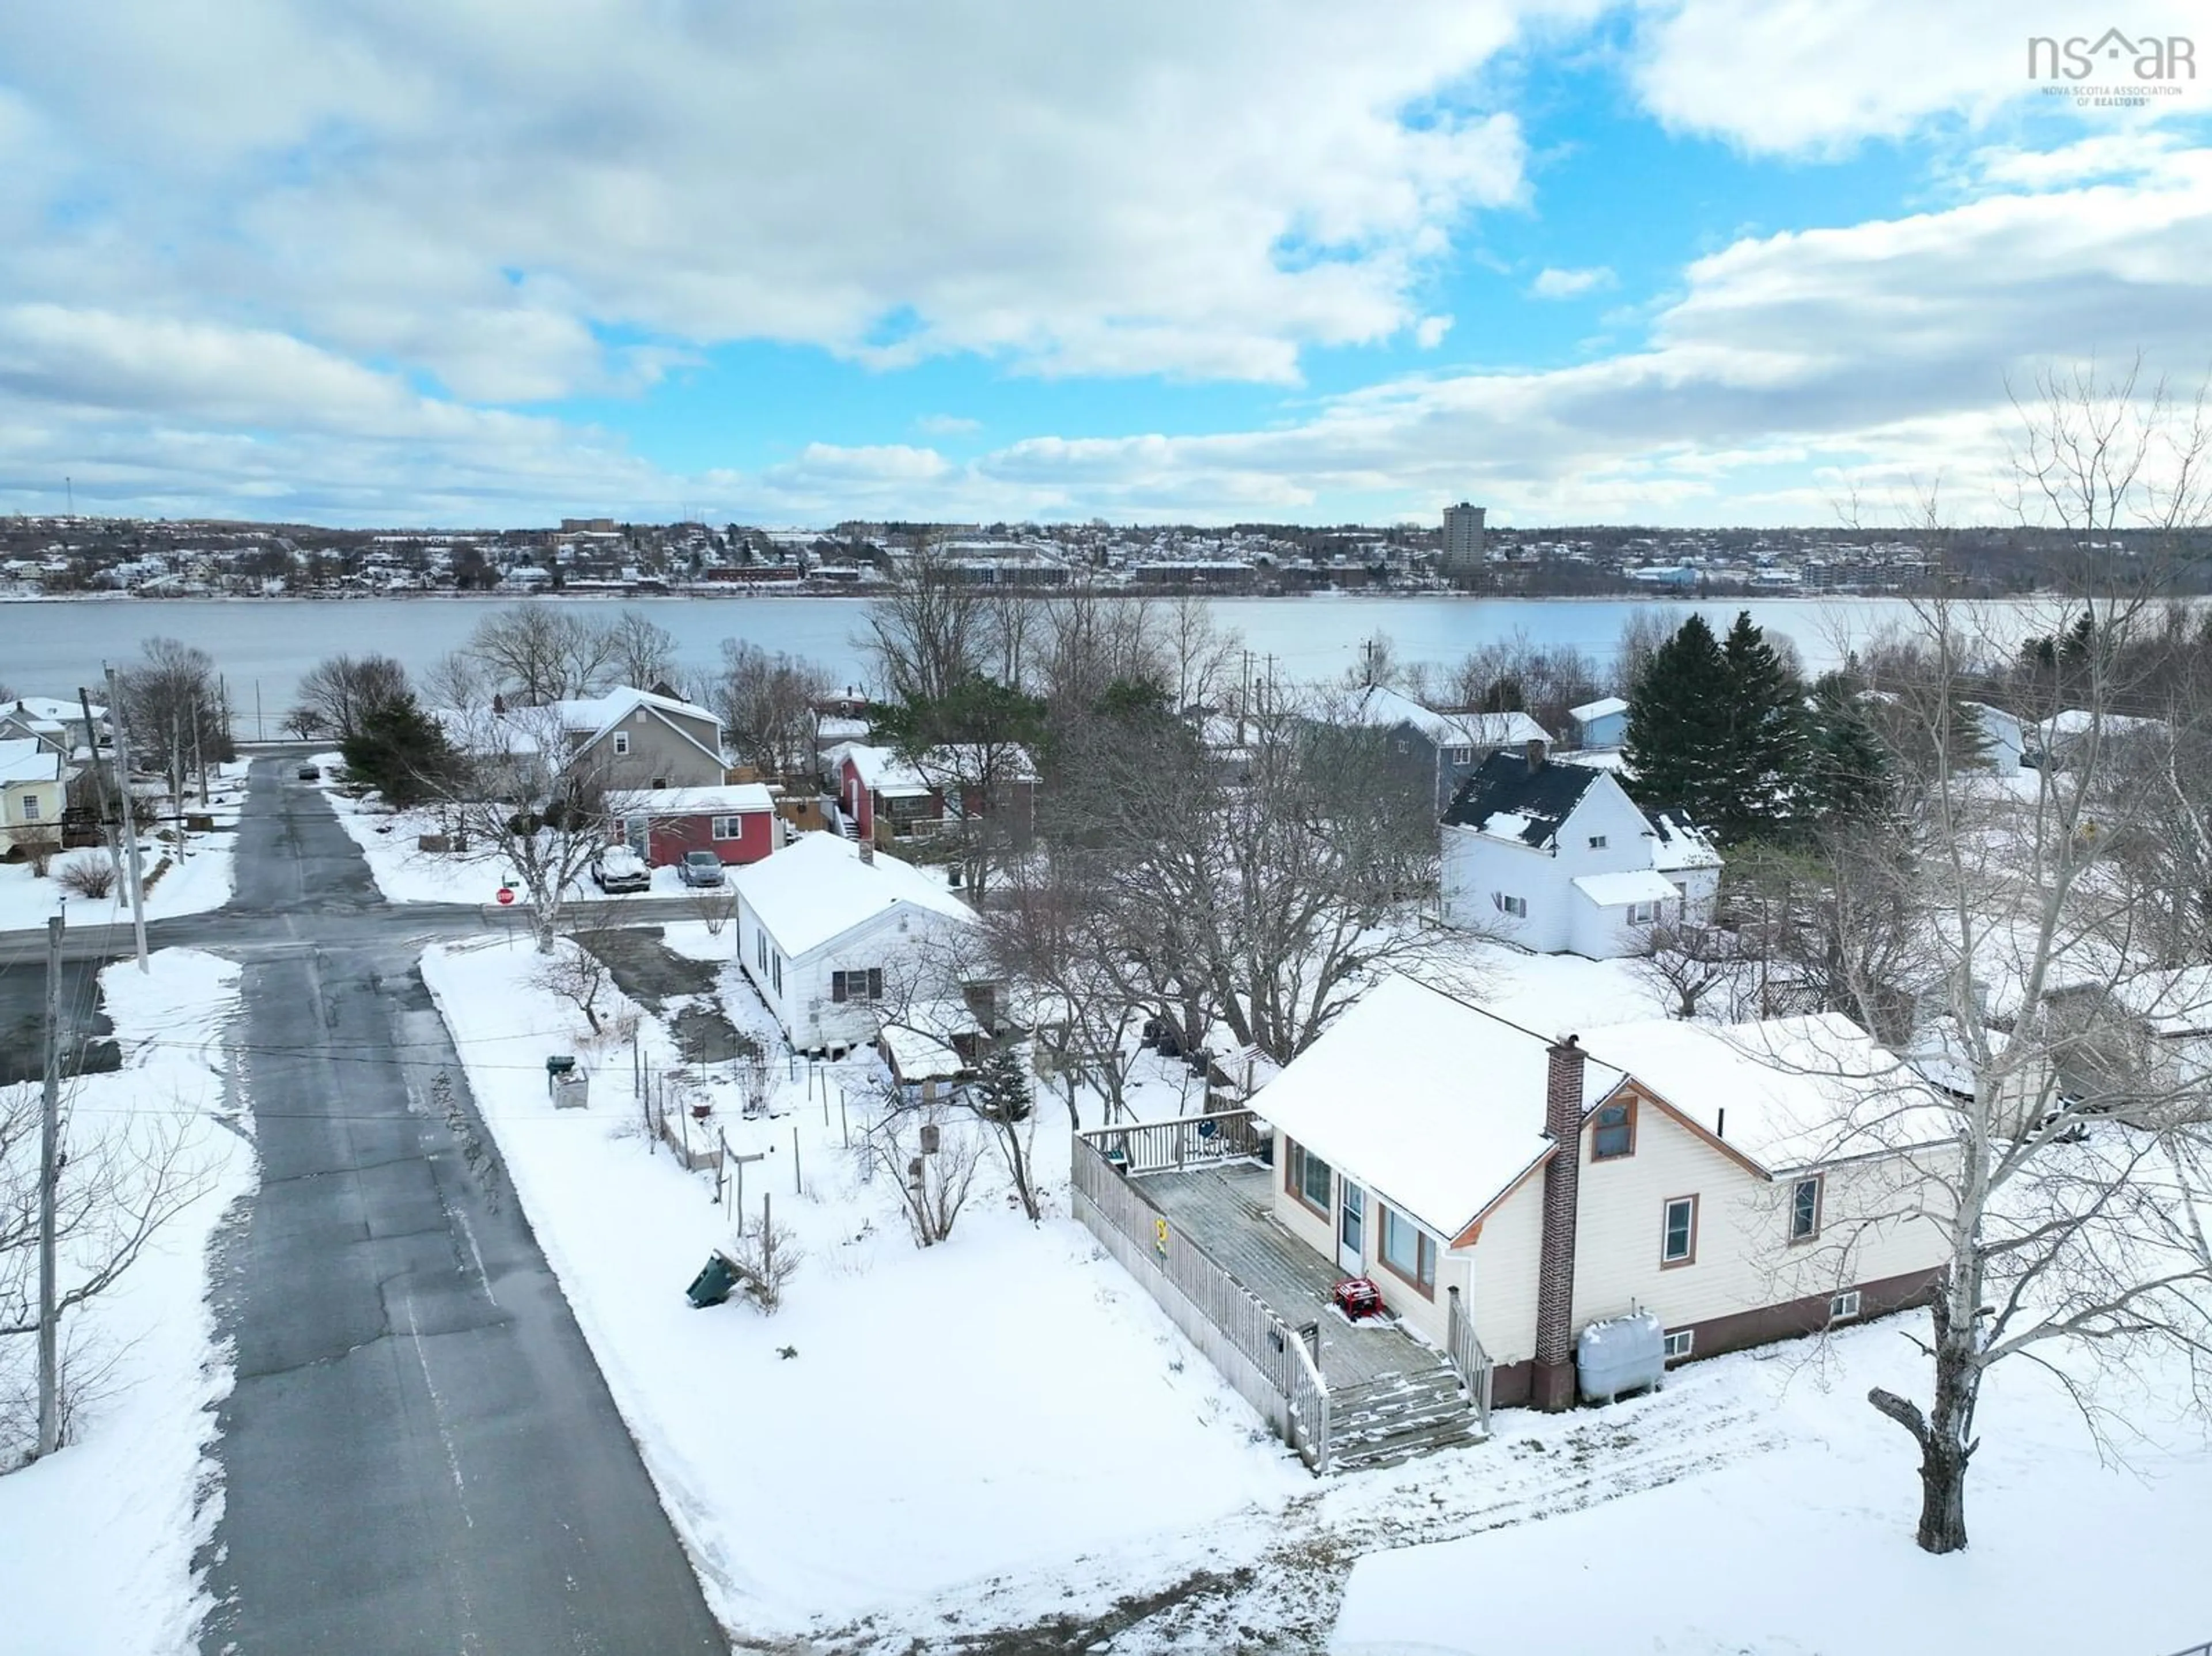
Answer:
[[915, 414, 983, 436], [0, 1, 1581, 396], [1414, 314, 1455, 348], [1528, 265, 1616, 298], [1629, 0, 2206, 157]]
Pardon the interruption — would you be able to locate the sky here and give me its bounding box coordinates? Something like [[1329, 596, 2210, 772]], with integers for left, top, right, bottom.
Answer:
[[0, 1, 2207, 530]]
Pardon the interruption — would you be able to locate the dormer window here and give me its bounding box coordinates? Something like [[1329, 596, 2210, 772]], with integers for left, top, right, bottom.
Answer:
[[1588, 834, 1608, 850], [613, 732, 631, 756]]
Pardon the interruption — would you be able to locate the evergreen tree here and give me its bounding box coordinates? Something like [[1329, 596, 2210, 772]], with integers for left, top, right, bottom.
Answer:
[[1623, 613, 1736, 830], [1718, 611, 1810, 838], [341, 691, 456, 808], [1803, 677, 1892, 821]]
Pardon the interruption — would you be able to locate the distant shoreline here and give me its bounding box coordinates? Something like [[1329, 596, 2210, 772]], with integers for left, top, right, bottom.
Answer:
[[0, 586, 2041, 607]]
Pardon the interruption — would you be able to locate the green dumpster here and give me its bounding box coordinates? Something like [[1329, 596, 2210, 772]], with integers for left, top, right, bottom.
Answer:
[[686, 1252, 741, 1309]]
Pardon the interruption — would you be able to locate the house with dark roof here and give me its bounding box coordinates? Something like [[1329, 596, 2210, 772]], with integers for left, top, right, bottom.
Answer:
[[1440, 747, 1722, 958], [1333, 684, 1554, 816]]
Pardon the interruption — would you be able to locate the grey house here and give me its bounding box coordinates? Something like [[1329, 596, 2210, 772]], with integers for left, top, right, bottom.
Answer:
[[1339, 684, 1554, 817]]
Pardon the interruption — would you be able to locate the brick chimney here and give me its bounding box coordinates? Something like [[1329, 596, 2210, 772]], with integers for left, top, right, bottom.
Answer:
[[1524, 737, 1544, 774], [858, 839, 875, 865], [1532, 1034, 1586, 1411]]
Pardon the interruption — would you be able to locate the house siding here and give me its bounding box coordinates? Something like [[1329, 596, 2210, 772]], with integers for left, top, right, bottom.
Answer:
[[736, 899, 967, 1053], [596, 707, 725, 790], [1441, 780, 1659, 954], [1, 777, 68, 846], [1459, 1177, 1544, 1371], [648, 809, 775, 866]]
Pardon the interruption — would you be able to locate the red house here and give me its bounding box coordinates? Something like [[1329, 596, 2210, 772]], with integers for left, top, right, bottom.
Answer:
[[624, 784, 779, 867]]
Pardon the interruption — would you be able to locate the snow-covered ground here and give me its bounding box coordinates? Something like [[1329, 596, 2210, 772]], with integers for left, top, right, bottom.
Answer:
[[418, 937, 1303, 1645], [0, 949, 255, 1655], [0, 762, 248, 932], [319, 764, 727, 907], [1334, 1317, 2212, 1655]]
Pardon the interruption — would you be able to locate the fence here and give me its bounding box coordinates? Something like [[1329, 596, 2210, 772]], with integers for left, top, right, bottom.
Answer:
[[1071, 1120, 1331, 1472]]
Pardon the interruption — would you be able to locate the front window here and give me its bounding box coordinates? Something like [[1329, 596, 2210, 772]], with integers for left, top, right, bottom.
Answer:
[[1493, 893, 1527, 918], [19, 795, 39, 821], [1661, 1195, 1698, 1265], [831, 968, 884, 1003], [1588, 834, 1607, 850], [711, 814, 743, 840], [612, 732, 630, 755], [1378, 1207, 1437, 1294], [1286, 1140, 1333, 1216], [1789, 1176, 1823, 1242], [1627, 900, 1662, 924], [1448, 746, 1472, 766], [1593, 1098, 1635, 1159]]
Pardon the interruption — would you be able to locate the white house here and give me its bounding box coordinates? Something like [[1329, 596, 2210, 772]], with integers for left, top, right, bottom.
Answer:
[[2024, 708, 2167, 771], [1963, 702, 2023, 776], [1256, 975, 1956, 1410], [731, 832, 976, 1053], [1439, 748, 1721, 958], [1566, 695, 1629, 749]]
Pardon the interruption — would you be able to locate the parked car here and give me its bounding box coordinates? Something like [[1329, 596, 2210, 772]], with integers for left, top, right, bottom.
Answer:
[[296, 763, 320, 782], [592, 844, 652, 893], [677, 850, 726, 888]]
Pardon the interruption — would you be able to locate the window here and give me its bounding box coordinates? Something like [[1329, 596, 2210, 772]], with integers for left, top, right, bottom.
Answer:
[[612, 732, 630, 756], [1493, 893, 1527, 918], [1661, 1195, 1698, 1265], [711, 815, 744, 840], [19, 795, 39, 822], [1394, 738, 1410, 755], [651, 775, 666, 790], [771, 953, 782, 995], [756, 930, 768, 973], [1627, 900, 1662, 925], [1588, 834, 1608, 850], [831, 968, 884, 1003], [1662, 1328, 1694, 1361], [1447, 745, 1473, 766], [1789, 1176, 1823, 1242], [1286, 1140, 1333, 1217], [1378, 1207, 1437, 1295], [1593, 1097, 1635, 1159], [1830, 1289, 1862, 1321]]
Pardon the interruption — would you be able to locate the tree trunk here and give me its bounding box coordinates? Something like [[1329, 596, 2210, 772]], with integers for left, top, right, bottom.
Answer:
[[1868, 1288, 1978, 1554]]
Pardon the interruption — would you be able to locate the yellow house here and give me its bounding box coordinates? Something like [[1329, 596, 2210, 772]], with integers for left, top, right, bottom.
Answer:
[[0, 737, 73, 851]]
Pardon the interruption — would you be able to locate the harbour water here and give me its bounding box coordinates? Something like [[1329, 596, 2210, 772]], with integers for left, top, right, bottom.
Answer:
[[0, 592, 2054, 738]]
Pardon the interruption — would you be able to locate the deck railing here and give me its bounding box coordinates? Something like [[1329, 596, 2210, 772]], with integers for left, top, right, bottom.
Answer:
[[1087, 1109, 1268, 1176], [1071, 1117, 1331, 1472], [1446, 1285, 1494, 1435]]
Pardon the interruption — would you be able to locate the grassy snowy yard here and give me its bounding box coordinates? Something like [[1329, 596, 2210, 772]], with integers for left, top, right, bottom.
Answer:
[[0, 949, 255, 1656], [418, 935, 1305, 1644]]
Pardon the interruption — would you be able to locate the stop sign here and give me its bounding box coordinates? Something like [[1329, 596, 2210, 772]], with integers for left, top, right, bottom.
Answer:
[[496, 886, 516, 906]]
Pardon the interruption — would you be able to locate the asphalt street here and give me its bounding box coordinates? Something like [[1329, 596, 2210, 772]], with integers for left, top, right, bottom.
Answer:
[[80, 759, 725, 1654]]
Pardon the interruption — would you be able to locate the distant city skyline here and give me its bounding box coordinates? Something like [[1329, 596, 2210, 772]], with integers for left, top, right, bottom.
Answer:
[[0, 3, 2205, 529]]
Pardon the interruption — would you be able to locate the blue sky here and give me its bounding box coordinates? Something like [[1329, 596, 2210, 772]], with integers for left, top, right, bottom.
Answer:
[[0, 1, 2205, 528]]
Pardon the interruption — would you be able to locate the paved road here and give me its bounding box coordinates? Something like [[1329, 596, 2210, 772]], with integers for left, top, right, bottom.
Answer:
[[185, 760, 727, 1654]]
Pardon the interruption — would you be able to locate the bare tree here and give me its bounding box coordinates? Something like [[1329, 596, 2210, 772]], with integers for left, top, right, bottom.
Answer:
[[118, 637, 234, 802], [533, 934, 616, 1035], [725, 1200, 802, 1313], [461, 606, 621, 704], [286, 653, 411, 741], [604, 609, 681, 693], [0, 1086, 213, 1466], [861, 537, 993, 704], [1634, 922, 1747, 1021], [1792, 365, 2212, 1556], [711, 641, 834, 779], [861, 1095, 983, 1248]]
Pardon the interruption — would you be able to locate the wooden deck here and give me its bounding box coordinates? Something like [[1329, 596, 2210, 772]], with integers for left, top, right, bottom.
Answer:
[[1137, 1162, 1445, 1389]]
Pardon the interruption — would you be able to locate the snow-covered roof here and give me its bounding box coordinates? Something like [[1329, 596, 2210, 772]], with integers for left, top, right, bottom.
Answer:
[[733, 831, 974, 958], [0, 737, 63, 786], [1342, 685, 1550, 751], [1442, 751, 1607, 847], [879, 1024, 968, 1081], [1648, 810, 1722, 872], [816, 715, 872, 744], [916, 743, 1040, 785], [7, 696, 101, 725], [1569, 695, 1629, 724], [1574, 869, 1680, 907], [1580, 1013, 1955, 1172], [626, 784, 774, 816], [556, 685, 719, 739], [839, 743, 933, 796], [1252, 975, 1624, 1240], [2032, 709, 2165, 739]]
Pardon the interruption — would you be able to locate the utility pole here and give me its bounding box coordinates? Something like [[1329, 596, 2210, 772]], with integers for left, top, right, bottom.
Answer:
[[36, 911, 62, 1458], [191, 698, 206, 805], [104, 665, 149, 971], [77, 687, 120, 880], [170, 718, 187, 862]]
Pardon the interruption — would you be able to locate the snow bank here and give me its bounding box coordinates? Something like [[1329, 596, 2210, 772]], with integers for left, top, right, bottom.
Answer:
[[418, 937, 1301, 1642], [0, 948, 254, 1656]]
